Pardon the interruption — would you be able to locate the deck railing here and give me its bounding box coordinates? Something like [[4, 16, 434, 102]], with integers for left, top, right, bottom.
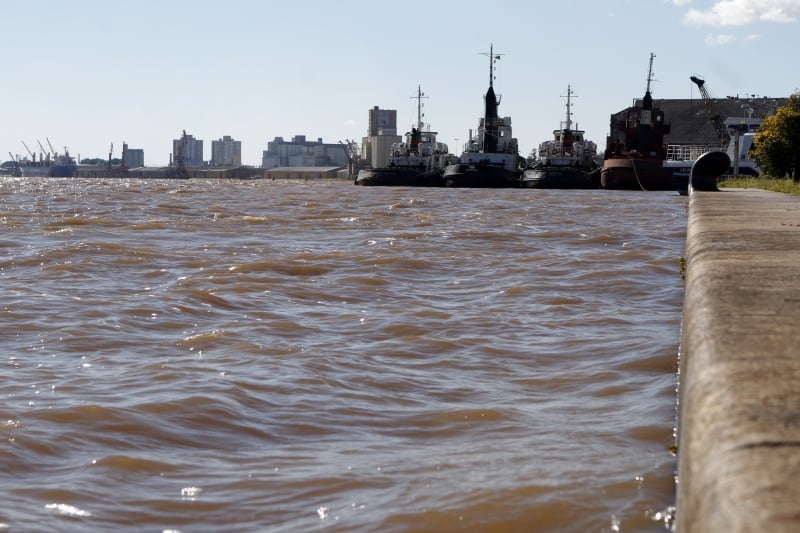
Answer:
[[665, 144, 725, 161]]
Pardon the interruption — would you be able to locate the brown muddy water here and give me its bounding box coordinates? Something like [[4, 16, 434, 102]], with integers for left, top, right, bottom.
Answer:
[[1, 178, 686, 532]]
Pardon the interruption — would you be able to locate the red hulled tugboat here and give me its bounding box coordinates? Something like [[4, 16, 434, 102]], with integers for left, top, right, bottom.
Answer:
[[601, 53, 674, 190]]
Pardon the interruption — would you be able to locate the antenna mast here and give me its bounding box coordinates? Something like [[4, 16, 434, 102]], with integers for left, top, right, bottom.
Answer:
[[480, 44, 504, 89], [562, 84, 577, 130], [645, 52, 655, 93], [488, 43, 494, 87], [411, 85, 428, 130]]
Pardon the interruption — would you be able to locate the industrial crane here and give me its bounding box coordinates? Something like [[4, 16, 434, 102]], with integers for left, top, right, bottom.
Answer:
[[339, 139, 360, 181], [37, 139, 49, 162], [21, 141, 35, 160], [171, 130, 190, 179], [690, 75, 729, 144]]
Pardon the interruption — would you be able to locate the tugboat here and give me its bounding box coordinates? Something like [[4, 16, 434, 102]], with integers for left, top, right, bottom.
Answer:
[[356, 85, 450, 186], [522, 85, 599, 189], [601, 53, 674, 190], [442, 44, 522, 188]]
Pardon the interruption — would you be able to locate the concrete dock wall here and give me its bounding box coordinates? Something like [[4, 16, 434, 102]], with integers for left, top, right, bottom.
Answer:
[[678, 188, 800, 532]]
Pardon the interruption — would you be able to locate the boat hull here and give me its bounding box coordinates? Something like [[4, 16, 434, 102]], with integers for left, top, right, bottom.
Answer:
[[666, 157, 757, 195], [664, 161, 693, 195], [442, 163, 520, 188], [522, 167, 597, 189], [20, 164, 77, 178], [355, 167, 443, 187], [600, 157, 675, 191], [0, 162, 22, 177]]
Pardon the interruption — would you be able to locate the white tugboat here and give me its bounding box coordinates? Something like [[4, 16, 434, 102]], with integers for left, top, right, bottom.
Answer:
[[355, 85, 450, 186], [522, 85, 599, 188]]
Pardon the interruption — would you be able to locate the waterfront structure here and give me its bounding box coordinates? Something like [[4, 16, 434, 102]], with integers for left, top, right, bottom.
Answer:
[[211, 135, 242, 166], [123, 143, 145, 168], [678, 188, 800, 532], [260, 135, 348, 169], [263, 166, 345, 180], [361, 106, 401, 169], [172, 133, 203, 167]]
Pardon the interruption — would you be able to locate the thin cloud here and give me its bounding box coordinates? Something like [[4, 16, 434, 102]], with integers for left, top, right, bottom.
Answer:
[[684, 0, 800, 26], [672, 0, 692, 6], [705, 33, 735, 45], [343, 120, 357, 127]]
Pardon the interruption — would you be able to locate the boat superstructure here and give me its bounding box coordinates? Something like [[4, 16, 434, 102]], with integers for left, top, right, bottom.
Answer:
[[664, 115, 763, 185]]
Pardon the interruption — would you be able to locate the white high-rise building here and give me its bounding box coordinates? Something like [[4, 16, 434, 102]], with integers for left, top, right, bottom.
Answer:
[[211, 135, 242, 166]]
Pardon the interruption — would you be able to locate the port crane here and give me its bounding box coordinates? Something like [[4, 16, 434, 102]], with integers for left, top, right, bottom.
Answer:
[[36, 139, 50, 162], [339, 139, 360, 181], [169, 130, 190, 179], [690, 75, 729, 144], [21, 141, 35, 160]]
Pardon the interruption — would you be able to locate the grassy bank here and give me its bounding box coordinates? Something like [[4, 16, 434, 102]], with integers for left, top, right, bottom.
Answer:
[[718, 176, 800, 195]]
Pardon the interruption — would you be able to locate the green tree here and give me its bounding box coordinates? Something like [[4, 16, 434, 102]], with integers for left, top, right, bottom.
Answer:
[[753, 93, 800, 179]]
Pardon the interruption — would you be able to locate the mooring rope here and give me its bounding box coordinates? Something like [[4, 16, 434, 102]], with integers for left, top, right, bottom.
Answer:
[[630, 156, 648, 192]]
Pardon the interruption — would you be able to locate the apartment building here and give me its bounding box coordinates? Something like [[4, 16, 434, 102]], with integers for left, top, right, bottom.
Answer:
[[211, 135, 242, 166], [172, 133, 204, 167]]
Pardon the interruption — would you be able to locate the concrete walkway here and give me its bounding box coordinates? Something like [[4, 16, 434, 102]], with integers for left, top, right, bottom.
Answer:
[[678, 188, 800, 532]]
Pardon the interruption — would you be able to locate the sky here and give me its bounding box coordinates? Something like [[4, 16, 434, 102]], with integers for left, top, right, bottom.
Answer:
[[3, 0, 799, 167]]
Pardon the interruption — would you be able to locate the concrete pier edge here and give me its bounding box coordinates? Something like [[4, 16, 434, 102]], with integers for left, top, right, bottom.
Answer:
[[677, 188, 800, 532]]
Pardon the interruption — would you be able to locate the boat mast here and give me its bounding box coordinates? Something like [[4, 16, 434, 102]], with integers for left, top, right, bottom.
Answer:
[[411, 85, 428, 130], [562, 84, 575, 130], [637, 53, 656, 153], [479, 44, 503, 152], [481, 44, 503, 96], [645, 52, 655, 95], [488, 44, 494, 88]]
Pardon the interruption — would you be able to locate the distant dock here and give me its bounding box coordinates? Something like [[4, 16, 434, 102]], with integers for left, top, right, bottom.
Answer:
[[75, 165, 348, 180]]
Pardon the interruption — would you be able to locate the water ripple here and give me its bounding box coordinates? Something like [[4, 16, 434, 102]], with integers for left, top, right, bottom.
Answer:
[[0, 178, 685, 531]]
